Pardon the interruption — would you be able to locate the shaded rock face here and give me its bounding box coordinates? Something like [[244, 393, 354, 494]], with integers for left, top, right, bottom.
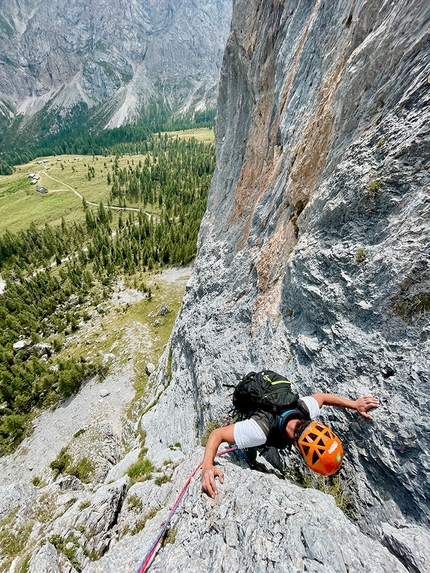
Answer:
[[0, 0, 232, 129], [140, 0, 430, 567]]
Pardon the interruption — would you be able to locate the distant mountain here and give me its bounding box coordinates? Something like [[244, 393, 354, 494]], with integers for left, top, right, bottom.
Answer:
[[0, 0, 231, 148]]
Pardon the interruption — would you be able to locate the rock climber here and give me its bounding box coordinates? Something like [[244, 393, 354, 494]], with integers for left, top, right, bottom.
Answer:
[[201, 385, 379, 498]]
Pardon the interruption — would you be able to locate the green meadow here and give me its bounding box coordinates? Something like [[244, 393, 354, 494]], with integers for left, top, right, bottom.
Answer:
[[165, 127, 214, 143], [0, 155, 138, 234], [0, 127, 215, 235]]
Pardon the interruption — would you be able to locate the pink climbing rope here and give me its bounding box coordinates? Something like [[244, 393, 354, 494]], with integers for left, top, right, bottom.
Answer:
[[136, 446, 238, 573]]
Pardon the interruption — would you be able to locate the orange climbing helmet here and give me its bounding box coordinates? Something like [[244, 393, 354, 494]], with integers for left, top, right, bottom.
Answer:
[[297, 421, 344, 476]]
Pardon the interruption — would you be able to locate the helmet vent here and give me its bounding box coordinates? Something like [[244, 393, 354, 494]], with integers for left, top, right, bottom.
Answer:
[[312, 451, 319, 465], [308, 432, 318, 442]]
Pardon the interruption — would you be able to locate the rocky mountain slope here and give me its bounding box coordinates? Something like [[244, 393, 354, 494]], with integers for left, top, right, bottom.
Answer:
[[0, 0, 231, 137], [1, 1, 429, 572]]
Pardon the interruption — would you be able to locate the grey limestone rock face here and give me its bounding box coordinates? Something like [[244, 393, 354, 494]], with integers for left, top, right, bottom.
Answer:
[[382, 523, 430, 573], [0, 474, 130, 572], [32, 476, 131, 571], [0, 482, 37, 520], [81, 451, 409, 573]]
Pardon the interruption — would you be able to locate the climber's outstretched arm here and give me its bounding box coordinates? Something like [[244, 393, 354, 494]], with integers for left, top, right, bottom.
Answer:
[[311, 393, 380, 420], [201, 425, 235, 498]]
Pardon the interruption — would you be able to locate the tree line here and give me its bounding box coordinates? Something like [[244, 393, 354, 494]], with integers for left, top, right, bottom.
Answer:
[[0, 265, 105, 454], [0, 101, 215, 172]]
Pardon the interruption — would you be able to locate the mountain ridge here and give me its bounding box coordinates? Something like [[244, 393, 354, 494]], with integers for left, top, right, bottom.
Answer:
[[0, 0, 232, 142]]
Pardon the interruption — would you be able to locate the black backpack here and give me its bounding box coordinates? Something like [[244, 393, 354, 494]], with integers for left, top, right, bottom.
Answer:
[[232, 370, 299, 416]]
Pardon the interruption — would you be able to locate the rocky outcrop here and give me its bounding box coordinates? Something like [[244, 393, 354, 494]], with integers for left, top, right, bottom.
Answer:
[[0, 448, 414, 573], [0, 0, 232, 133], [64, 422, 121, 484], [0, 449, 405, 571], [28, 542, 60, 573], [0, 474, 129, 572], [0, 482, 37, 520], [70, 451, 411, 573]]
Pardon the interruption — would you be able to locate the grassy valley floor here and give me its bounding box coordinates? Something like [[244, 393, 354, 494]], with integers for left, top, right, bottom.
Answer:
[[0, 127, 214, 234]]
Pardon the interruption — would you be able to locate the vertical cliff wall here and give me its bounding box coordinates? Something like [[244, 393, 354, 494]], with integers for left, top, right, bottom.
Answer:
[[142, 0, 430, 562]]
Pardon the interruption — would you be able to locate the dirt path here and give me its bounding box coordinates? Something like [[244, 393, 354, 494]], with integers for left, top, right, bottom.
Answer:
[[41, 170, 150, 214]]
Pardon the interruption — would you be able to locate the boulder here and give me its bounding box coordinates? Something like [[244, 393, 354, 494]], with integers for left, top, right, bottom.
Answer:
[[145, 363, 156, 376], [28, 542, 60, 573], [12, 339, 28, 351], [157, 303, 171, 316], [104, 448, 140, 484], [102, 353, 116, 366]]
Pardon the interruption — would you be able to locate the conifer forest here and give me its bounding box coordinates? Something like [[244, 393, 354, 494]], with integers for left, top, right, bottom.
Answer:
[[0, 133, 215, 454]]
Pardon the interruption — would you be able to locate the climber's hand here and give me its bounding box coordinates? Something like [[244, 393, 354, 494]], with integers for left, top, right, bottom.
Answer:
[[202, 464, 224, 498], [355, 396, 380, 420]]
